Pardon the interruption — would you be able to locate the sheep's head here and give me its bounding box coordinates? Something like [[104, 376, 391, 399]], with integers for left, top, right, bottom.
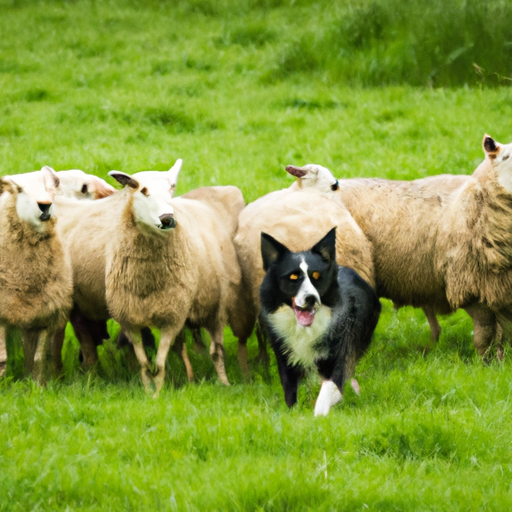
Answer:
[[1, 166, 59, 229], [482, 135, 512, 193], [108, 158, 182, 231], [56, 170, 116, 199], [285, 164, 339, 195]]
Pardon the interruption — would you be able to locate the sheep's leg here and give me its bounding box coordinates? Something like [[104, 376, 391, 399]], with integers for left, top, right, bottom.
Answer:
[[22, 330, 39, 377], [255, 323, 270, 366], [153, 324, 184, 398], [69, 312, 102, 370], [124, 328, 153, 392], [206, 327, 230, 386], [32, 330, 51, 386], [423, 305, 441, 344], [0, 326, 7, 377], [52, 326, 66, 377], [192, 328, 207, 355], [237, 337, 251, 381], [172, 329, 194, 382], [464, 304, 497, 359]]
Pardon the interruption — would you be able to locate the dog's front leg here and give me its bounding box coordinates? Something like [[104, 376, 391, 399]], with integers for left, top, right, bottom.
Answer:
[[273, 344, 301, 408]]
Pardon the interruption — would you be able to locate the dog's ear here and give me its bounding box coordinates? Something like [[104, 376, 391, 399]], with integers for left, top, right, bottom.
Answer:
[[261, 232, 291, 271], [311, 227, 336, 262]]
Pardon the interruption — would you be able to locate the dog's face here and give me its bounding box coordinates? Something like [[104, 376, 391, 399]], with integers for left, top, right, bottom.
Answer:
[[260, 228, 338, 326]]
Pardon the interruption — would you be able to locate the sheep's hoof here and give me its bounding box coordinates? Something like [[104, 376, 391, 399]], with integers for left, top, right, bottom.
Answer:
[[141, 368, 153, 392], [0, 361, 6, 377]]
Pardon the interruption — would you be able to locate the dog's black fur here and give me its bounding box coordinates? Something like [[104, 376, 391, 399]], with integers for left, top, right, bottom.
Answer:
[[259, 228, 381, 410]]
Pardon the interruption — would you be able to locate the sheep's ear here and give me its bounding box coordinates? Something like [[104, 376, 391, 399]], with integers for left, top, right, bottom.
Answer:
[[261, 232, 290, 272], [311, 227, 336, 262], [285, 165, 308, 178], [168, 158, 182, 191], [41, 166, 60, 192], [0, 177, 22, 195], [483, 134, 500, 159], [90, 175, 116, 198], [108, 171, 139, 189]]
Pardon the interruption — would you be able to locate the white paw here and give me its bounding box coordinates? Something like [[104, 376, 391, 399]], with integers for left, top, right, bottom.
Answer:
[[314, 380, 342, 416]]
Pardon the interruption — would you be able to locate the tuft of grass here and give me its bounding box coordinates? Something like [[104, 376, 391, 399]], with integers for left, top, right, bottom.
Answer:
[[270, 0, 512, 87]]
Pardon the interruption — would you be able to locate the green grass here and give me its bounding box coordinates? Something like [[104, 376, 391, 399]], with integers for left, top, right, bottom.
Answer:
[[1, 0, 512, 510]]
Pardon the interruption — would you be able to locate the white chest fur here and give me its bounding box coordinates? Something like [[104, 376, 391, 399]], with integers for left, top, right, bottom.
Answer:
[[269, 304, 331, 368]]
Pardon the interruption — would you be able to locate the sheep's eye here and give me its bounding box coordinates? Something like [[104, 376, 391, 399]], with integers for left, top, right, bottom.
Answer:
[[289, 273, 299, 281], [81, 184, 88, 194], [141, 187, 149, 197], [170, 184, 176, 191], [331, 180, 339, 191], [312, 271, 320, 280]]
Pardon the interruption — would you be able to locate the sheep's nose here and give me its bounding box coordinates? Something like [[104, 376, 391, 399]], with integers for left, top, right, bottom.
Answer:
[[159, 213, 176, 229], [38, 202, 52, 221]]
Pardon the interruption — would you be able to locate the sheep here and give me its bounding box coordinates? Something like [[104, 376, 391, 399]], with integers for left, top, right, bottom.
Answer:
[[0, 167, 73, 382], [8, 169, 115, 199], [233, 163, 376, 375], [337, 134, 512, 358], [51, 162, 183, 374], [105, 170, 244, 395], [178, 186, 254, 379], [0, 168, 114, 376]]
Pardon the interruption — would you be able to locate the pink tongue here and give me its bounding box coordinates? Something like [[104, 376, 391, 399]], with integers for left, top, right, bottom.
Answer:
[[294, 307, 315, 327]]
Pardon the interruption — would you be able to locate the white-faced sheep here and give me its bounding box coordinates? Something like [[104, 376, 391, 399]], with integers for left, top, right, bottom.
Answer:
[[8, 169, 115, 200], [51, 162, 183, 373], [233, 164, 376, 375], [337, 135, 512, 358], [0, 167, 114, 376], [105, 170, 244, 395], [0, 168, 73, 382]]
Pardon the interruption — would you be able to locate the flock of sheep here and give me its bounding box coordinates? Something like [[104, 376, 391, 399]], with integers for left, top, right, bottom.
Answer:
[[0, 133, 511, 405]]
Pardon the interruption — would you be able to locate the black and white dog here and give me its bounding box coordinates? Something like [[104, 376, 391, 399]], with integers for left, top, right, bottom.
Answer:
[[259, 228, 381, 416]]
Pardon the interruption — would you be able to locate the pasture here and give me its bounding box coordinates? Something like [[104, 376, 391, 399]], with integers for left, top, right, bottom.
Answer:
[[1, 0, 512, 509]]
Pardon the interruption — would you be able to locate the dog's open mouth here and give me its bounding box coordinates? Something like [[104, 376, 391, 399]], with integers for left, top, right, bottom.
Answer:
[[292, 298, 316, 327]]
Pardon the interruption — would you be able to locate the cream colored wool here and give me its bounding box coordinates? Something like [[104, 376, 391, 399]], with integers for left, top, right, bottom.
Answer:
[[234, 187, 375, 315], [337, 136, 512, 357], [105, 186, 244, 394], [0, 181, 73, 382]]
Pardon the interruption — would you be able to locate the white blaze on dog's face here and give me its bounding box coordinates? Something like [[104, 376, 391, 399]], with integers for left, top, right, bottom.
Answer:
[[293, 259, 322, 325], [285, 164, 339, 195], [483, 135, 512, 193], [1, 166, 59, 230], [109, 159, 182, 231]]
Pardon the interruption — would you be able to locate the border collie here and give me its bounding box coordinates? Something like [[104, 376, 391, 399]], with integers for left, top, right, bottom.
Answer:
[[259, 227, 381, 416]]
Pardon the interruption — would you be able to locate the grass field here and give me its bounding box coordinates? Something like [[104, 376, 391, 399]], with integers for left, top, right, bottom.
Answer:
[[1, 0, 512, 510]]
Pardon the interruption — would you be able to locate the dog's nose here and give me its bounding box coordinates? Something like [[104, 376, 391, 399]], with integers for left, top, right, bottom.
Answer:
[[38, 202, 52, 221], [159, 213, 176, 229], [303, 295, 317, 309]]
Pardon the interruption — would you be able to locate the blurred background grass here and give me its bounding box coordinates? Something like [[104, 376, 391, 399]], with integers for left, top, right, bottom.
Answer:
[[1, 0, 512, 510]]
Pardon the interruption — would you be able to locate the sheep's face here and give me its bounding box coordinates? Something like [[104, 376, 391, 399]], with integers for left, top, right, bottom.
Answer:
[[2, 166, 59, 230], [483, 135, 512, 193], [56, 170, 116, 199], [285, 164, 339, 195], [109, 159, 182, 232]]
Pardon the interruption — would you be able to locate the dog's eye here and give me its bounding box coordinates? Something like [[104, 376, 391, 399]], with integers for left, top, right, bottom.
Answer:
[[81, 184, 88, 194], [289, 273, 299, 281], [312, 271, 320, 280], [503, 154, 510, 161], [141, 187, 149, 197], [331, 180, 339, 191]]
